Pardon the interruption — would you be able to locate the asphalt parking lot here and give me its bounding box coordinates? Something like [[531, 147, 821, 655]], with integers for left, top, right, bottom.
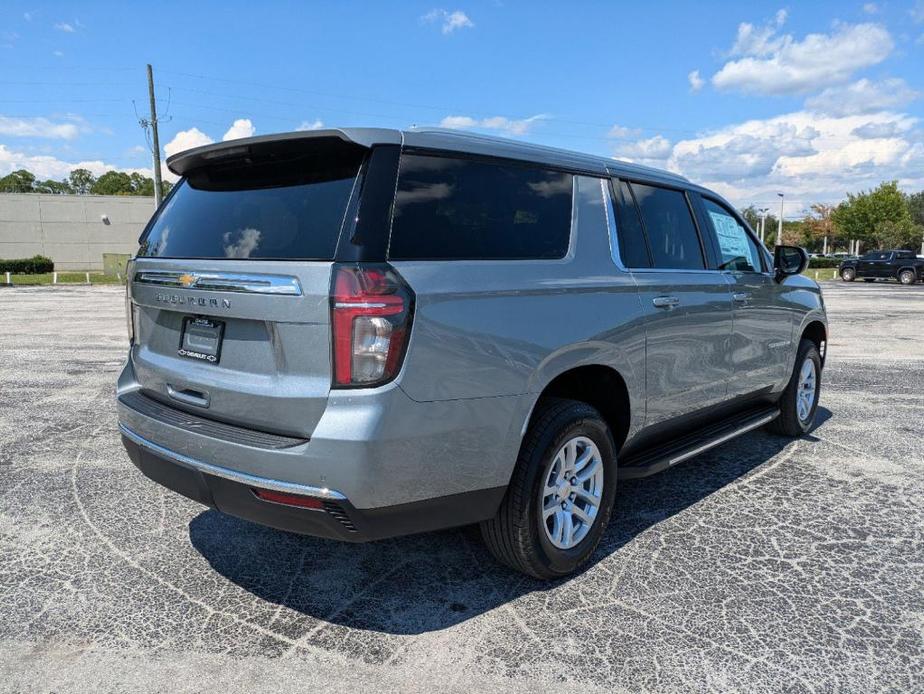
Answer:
[[1, 281, 922, 693]]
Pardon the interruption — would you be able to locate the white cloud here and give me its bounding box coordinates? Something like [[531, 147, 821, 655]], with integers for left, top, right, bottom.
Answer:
[[862, 2, 879, 14], [222, 118, 255, 141], [439, 113, 547, 135], [688, 70, 704, 92], [610, 109, 924, 207], [54, 22, 75, 32], [0, 116, 80, 139], [0, 143, 152, 181], [851, 121, 911, 139], [163, 127, 214, 157], [805, 78, 920, 117], [711, 17, 893, 95], [52, 50, 63, 57], [296, 119, 324, 131], [23, 12, 32, 21], [422, 9, 474, 34], [614, 135, 673, 166], [608, 124, 642, 139]]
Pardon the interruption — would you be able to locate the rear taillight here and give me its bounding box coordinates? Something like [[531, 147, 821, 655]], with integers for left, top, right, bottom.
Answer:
[[330, 263, 414, 388]]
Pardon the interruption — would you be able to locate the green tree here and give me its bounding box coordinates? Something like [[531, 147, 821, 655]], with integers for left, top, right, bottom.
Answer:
[[874, 219, 923, 251], [129, 172, 154, 196], [831, 181, 911, 250], [907, 191, 924, 227], [68, 168, 96, 194], [0, 169, 36, 192], [90, 170, 134, 195], [803, 203, 838, 252], [34, 178, 74, 194]]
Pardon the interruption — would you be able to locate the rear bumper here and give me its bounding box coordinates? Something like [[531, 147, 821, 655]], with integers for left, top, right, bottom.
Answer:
[[117, 356, 530, 510], [121, 424, 505, 542]]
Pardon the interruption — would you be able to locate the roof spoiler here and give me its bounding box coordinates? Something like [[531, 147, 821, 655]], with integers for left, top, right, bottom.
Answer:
[[165, 128, 401, 177]]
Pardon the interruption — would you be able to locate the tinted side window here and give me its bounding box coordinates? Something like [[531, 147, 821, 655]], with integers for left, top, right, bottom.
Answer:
[[611, 179, 651, 268], [629, 183, 704, 270], [389, 154, 572, 260], [703, 199, 763, 272]]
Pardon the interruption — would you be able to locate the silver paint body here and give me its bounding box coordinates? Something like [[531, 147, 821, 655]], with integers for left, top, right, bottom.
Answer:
[[117, 128, 827, 510]]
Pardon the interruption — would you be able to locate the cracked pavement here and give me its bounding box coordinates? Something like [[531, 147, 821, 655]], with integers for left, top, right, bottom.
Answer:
[[0, 282, 922, 693]]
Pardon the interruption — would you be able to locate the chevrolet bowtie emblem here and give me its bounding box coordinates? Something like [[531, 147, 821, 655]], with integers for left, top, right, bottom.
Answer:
[[178, 273, 197, 288]]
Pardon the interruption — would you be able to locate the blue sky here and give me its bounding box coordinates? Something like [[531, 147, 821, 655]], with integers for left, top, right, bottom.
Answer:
[[1, 1, 923, 215]]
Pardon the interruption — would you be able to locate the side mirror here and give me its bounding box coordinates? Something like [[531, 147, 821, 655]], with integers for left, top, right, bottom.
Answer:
[[773, 245, 808, 281]]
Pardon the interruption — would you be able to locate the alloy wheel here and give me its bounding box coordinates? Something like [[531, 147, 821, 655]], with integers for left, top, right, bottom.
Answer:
[[540, 436, 604, 550], [796, 358, 817, 423]]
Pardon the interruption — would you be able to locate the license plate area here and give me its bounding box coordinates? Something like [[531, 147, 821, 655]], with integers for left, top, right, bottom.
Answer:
[[178, 317, 225, 364]]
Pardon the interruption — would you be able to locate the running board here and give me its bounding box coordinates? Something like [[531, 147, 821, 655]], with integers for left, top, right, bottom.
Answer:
[[618, 406, 780, 480]]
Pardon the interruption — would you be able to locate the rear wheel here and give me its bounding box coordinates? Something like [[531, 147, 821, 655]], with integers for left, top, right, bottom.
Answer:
[[841, 268, 856, 281], [481, 398, 617, 579], [899, 269, 916, 285], [767, 339, 822, 437]]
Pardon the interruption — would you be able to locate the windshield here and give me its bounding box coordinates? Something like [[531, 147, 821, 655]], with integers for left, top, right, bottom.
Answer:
[[138, 145, 364, 260]]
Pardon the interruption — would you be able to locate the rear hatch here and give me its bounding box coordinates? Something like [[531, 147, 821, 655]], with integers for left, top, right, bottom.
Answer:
[[128, 136, 366, 438]]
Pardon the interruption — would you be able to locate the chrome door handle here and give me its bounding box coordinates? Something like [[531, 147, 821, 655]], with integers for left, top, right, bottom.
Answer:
[[733, 292, 750, 303], [652, 296, 680, 308]]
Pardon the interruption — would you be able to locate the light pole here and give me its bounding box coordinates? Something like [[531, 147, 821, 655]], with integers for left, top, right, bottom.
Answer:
[[776, 193, 784, 246]]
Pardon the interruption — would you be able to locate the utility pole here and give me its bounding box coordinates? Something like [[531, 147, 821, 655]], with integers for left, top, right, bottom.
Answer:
[[776, 193, 784, 246], [147, 64, 163, 208]]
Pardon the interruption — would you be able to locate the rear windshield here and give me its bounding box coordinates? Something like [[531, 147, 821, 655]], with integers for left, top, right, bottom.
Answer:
[[138, 145, 363, 260]]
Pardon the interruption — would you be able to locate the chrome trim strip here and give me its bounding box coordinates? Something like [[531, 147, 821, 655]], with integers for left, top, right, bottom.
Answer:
[[134, 271, 302, 296], [119, 423, 347, 500], [333, 301, 388, 309], [667, 412, 778, 467]]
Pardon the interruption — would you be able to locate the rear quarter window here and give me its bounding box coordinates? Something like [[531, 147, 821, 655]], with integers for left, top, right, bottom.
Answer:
[[388, 153, 573, 260]]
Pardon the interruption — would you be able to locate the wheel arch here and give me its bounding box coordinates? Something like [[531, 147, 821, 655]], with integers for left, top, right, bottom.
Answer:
[[527, 364, 632, 455], [801, 319, 828, 366]]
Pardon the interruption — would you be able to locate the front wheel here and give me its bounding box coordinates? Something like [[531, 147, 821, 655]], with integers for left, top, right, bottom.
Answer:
[[899, 269, 916, 285], [841, 268, 856, 281], [767, 339, 822, 437], [481, 398, 617, 579]]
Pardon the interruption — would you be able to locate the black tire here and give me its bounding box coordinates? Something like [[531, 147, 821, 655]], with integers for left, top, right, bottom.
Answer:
[[480, 398, 617, 579], [841, 268, 856, 281], [767, 339, 822, 437], [898, 269, 916, 285]]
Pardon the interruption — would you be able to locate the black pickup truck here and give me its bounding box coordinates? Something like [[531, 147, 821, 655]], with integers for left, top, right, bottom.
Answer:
[[839, 250, 924, 285]]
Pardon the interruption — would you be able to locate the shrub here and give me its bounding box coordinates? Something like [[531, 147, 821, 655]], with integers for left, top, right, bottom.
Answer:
[[0, 255, 55, 274], [806, 257, 843, 268]]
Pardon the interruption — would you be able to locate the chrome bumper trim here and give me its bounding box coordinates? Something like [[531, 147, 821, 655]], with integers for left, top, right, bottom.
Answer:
[[119, 423, 347, 500]]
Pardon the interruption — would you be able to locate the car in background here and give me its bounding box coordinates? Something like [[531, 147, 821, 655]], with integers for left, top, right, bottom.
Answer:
[[839, 250, 924, 285]]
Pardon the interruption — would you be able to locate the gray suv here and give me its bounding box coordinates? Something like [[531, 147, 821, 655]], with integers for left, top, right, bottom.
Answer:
[[118, 128, 827, 579]]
